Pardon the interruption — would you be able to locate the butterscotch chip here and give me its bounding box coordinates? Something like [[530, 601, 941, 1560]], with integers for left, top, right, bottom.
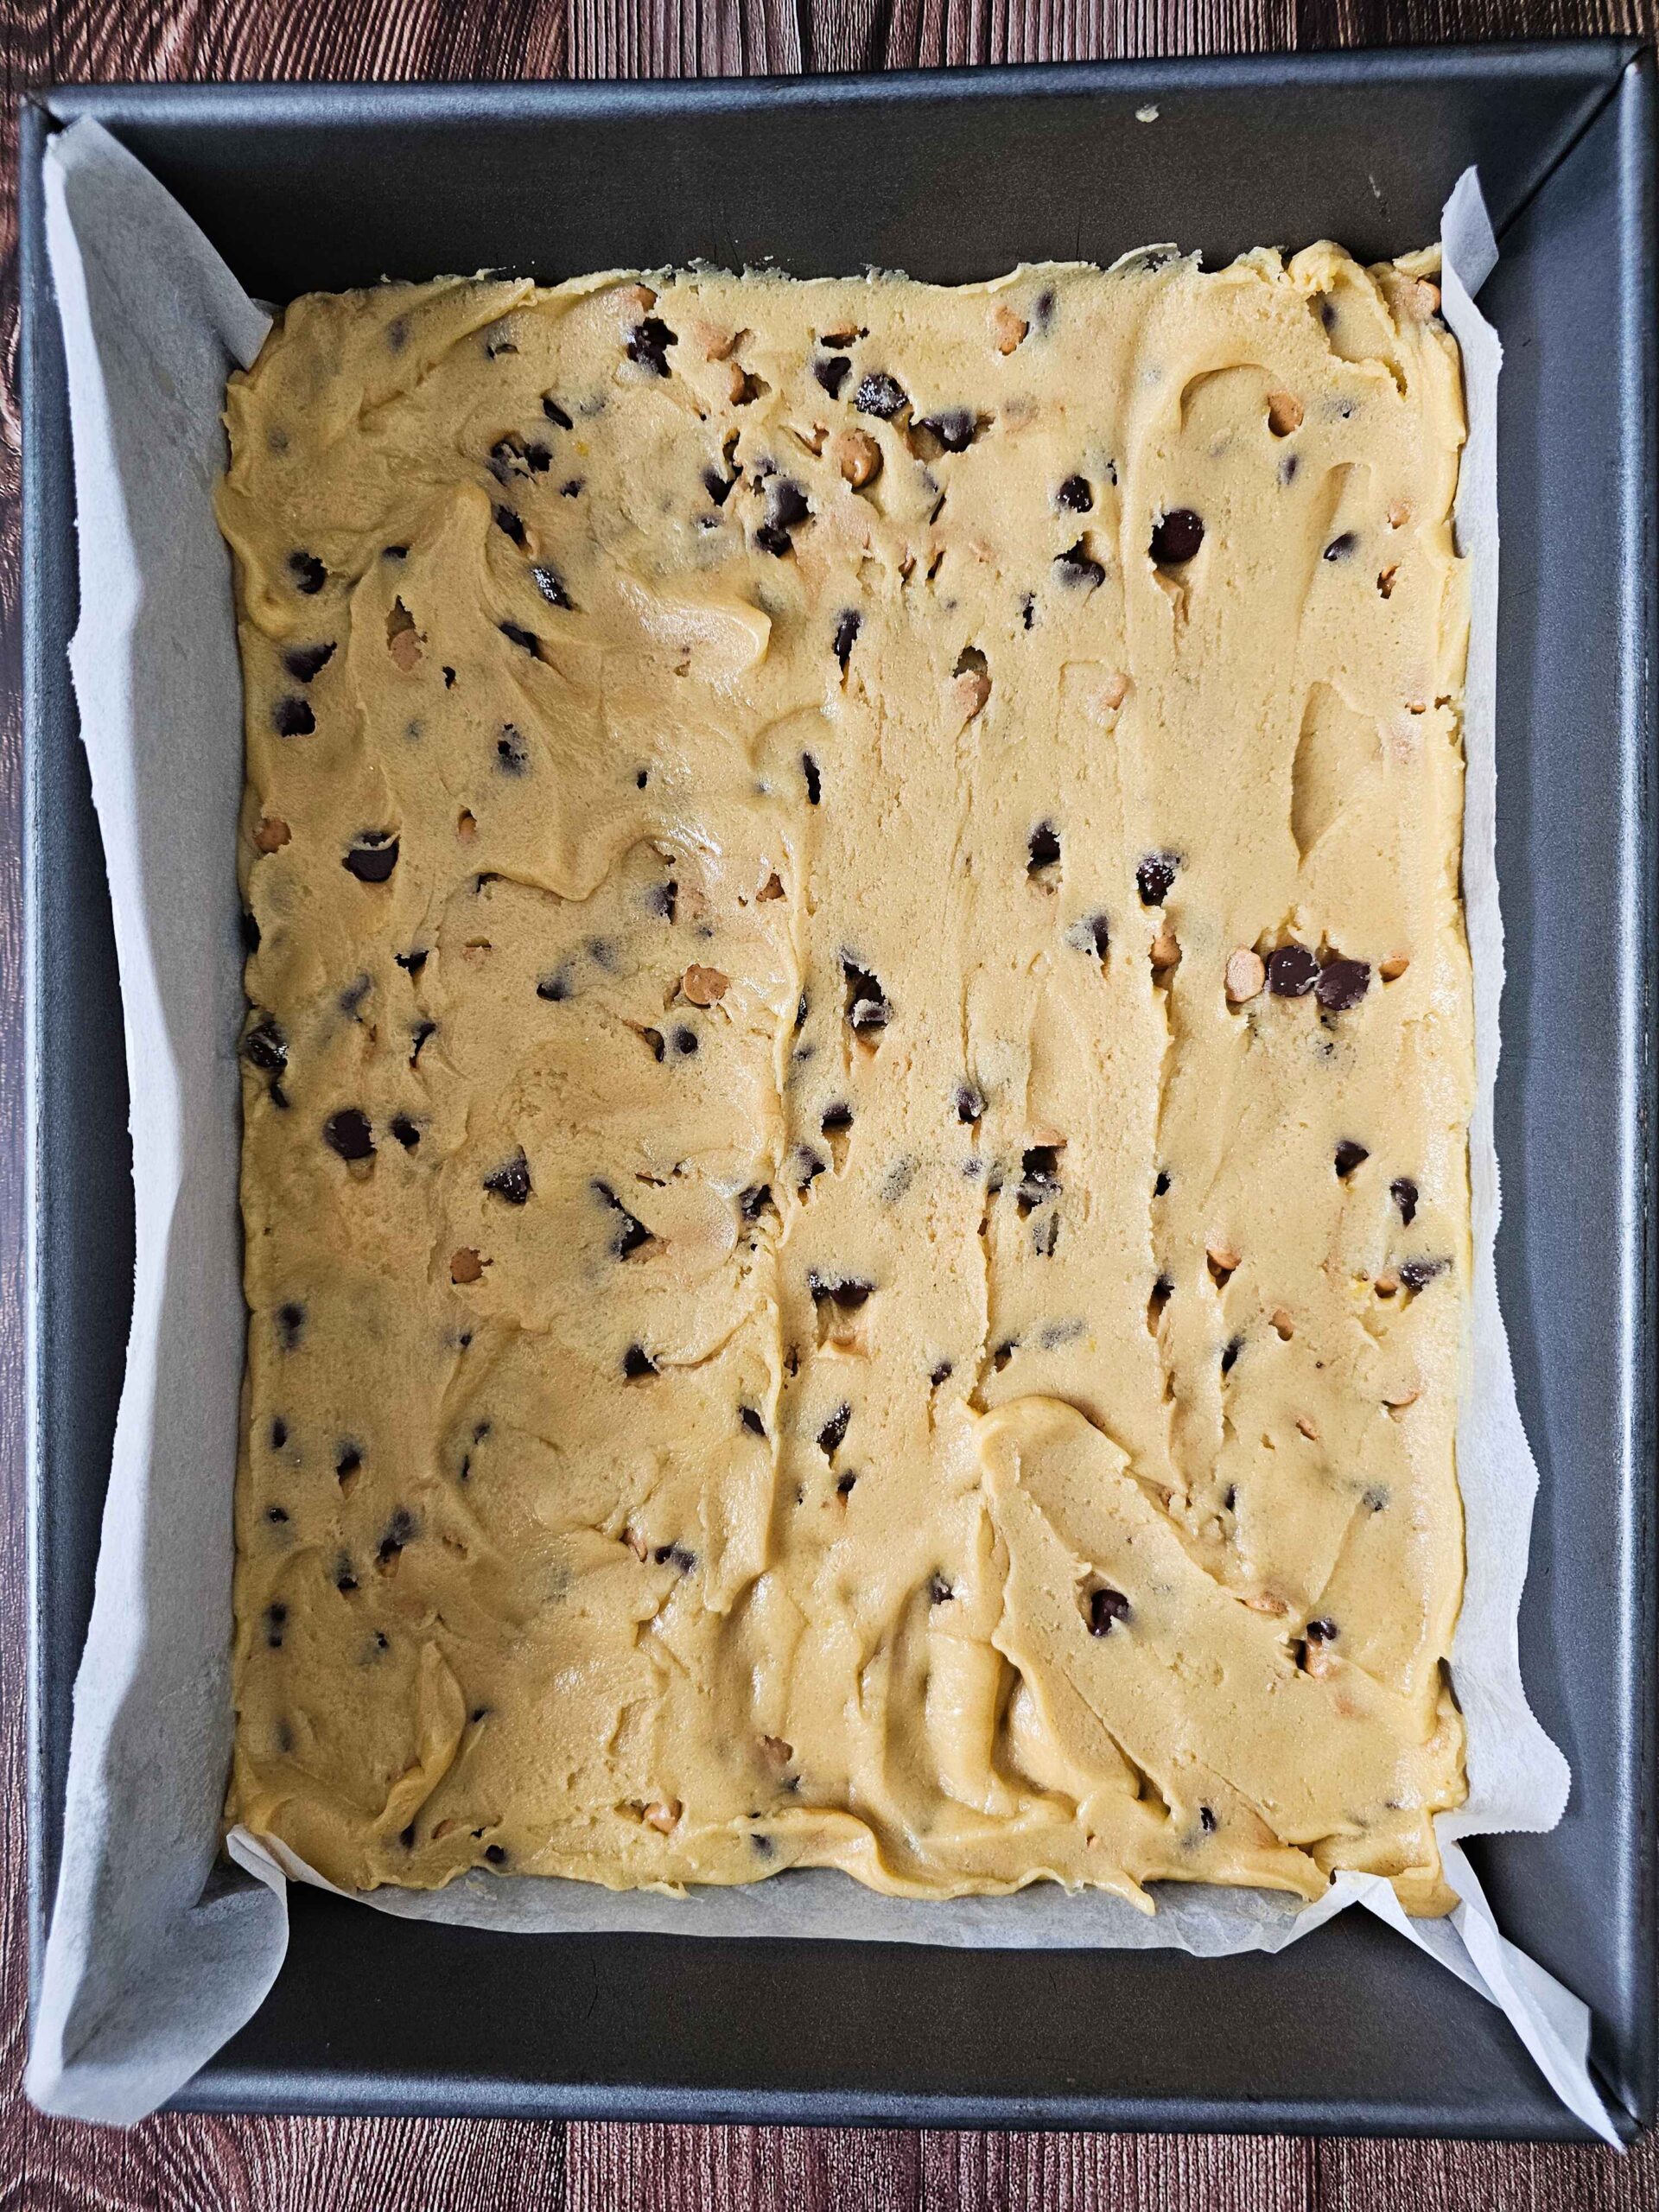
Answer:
[[1379, 954, 1411, 981], [835, 429, 882, 488], [450, 1249, 484, 1284], [254, 816, 291, 853], [1224, 949, 1266, 1003], [457, 809, 477, 842], [1206, 1240, 1242, 1275], [1150, 928, 1180, 973], [955, 669, 991, 721], [1271, 1309, 1294, 1339], [1388, 498, 1413, 529], [643, 1799, 681, 1834], [1266, 390, 1304, 435], [991, 304, 1028, 353], [1296, 1414, 1320, 1440], [681, 964, 729, 1006], [1244, 1592, 1288, 1616]]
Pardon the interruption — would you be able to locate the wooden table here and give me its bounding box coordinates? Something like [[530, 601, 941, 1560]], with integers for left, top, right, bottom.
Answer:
[[1, 2, 1653, 2204]]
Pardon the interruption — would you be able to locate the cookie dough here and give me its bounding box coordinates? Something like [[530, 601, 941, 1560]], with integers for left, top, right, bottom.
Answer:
[[219, 243, 1471, 1915]]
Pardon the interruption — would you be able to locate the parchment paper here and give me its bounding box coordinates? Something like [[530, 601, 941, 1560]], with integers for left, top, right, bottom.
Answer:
[[26, 116, 1616, 2142]]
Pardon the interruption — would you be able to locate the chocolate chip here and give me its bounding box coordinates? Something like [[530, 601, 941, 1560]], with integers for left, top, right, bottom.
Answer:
[[821, 1102, 854, 1135], [543, 395, 574, 429], [276, 1301, 305, 1350], [1391, 1177, 1419, 1226], [798, 751, 822, 808], [647, 878, 677, 923], [383, 544, 407, 560], [855, 372, 907, 418], [1314, 957, 1370, 1011], [536, 971, 571, 1002], [594, 1179, 652, 1257], [815, 354, 852, 397], [493, 505, 527, 550], [1033, 1213, 1059, 1257], [1020, 1145, 1062, 1204], [1088, 1586, 1131, 1636], [531, 564, 573, 610], [494, 726, 530, 776], [1056, 474, 1093, 513], [807, 1274, 874, 1311], [273, 696, 315, 737], [1020, 594, 1036, 630], [266, 1504, 288, 1523], [1267, 942, 1319, 996], [288, 551, 327, 594], [1064, 912, 1109, 960], [1306, 1616, 1338, 1643], [410, 1020, 436, 1064], [795, 1146, 825, 1190], [836, 1471, 858, 1496], [741, 1406, 766, 1438], [671, 1025, 698, 1056], [378, 1508, 416, 1563], [325, 1109, 373, 1161], [1221, 1333, 1243, 1375], [245, 1014, 288, 1078], [1033, 287, 1056, 332], [240, 909, 261, 956], [1027, 822, 1061, 874], [1334, 1140, 1369, 1179], [993, 1339, 1018, 1370], [1055, 539, 1105, 588], [627, 317, 677, 376], [1150, 509, 1205, 565], [1136, 853, 1178, 906], [270, 1417, 288, 1450], [640, 1028, 665, 1063], [1400, 1255, 1447, 1293], [740, 1183, 774, 1221], [1323, 532, 1357, 562], [928, 1573, 954, 1605], [1198, 1805, 1218, 1834], [265, 1602, 287, 1649], [930, 1360, 953, 1387], [396, 948, 429, 976], [769, 478, 810, 531], [500, 622, 542, 657], [755, 523, 792, 558], [335, 1443, 361, 1481], [818, 1403, 851, 1456], [484, 1147, 532, 1205], [389, 1115, 420, 1151], [335, 1560, 358, 1593], [622, 1342, 658, 1380], [343, 834, 398, 883], [919, 409, 976, 452], [842, 961, 890, 1037], [956, 1082, 986, 1124], [1154, 1171, 1171, 1197], [283, 642, 335, 683], [442, 666, 456, 687]]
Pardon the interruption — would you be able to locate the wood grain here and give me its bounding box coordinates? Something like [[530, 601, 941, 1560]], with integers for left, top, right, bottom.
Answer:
[[1, 0, 1655, 2204]]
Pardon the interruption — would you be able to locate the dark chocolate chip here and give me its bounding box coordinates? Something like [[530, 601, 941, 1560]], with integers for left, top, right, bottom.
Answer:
[[283, 642, 335, 683], [270, 1417, 288, 1450], [410, 1019, 436, 1064], [855, 372, 907, 419], [1065, 912, 1110, 960], [928, 1573, 954, 1605], [499, 621, 540, 654], [378, 1507, 416, 1563], [671, 1025, 698, 1056], [391, 1115, 421, 1150], [836, 1471, 858, 1496], [740, 1183, 774, 1221], [1267, 942, 1319, 996], [1033, 1213, 1059, 1257], [1314, 957, 1370, 1012], [266, 1505, 288, 1523], [807, 1274, 874, 1311], [1199, 1805, 1217, 1834], [276, 1301, 305, 1350], [818, 1403, 851, 1457], [1306, 1616, 1338, 1643], [483, 1842, 508, 1866], [594, 1179, 652, 1257], [833, 608, 861, 670], [265, 1602, 287, 1649], [1088, 1586, 1131, 1637], [930, 1360, 953, 1388], [769, 478, 810, 531], [648, 878, 677, 922], [324, 1109, 373, 1161], [493, 504, 527, 548], [1154, 1171, 1171, 1197], [543, 395, 574, 429], [1020, 594, 1036, 630], [1323, 532, 1357, 562], [497, 726, 529, 774], [531, 564, 573, 610], [442, 666, 457, 687], [1221, 1333, 1243, 1376], [821, 1102, 853, 1134], [842, 960, 890, 1035], [273, 696, 315, 737], [1400, 1255, 1447, 1293], [956, 1082, 986, 1124], [1391, 1177, 1419, 1227], [802, 752, 821, 805], [288, 551, 327, 594], [395, 948, 429, 976], [1020, 1145, 1062, 1202], [1056, 474, 1093, 513], [1334, 1139, 1370, 1179], [484, 1147, 532, 1205], [245, 1014, 288, 1077], [1055, 538, 1105, 588], [1136, 852, 1178, 906], [1027, 822, 1061, 873], [627, 317, 677, 376], [920, 409, 976, 452], [536, 972, 571, 1003], [343, 834, 399, 883], [335, 1560, 359, 1593], [240, 908, 261, 956], [1033, 288, 1056, 332], [755, 522, 793, 558], [741, 1406, 766, 1438], [795, 1145, 826, 1189], [335, 1443, 361, 1480], [814, 354, 852, 397], [1149, 509, 1205, 565]]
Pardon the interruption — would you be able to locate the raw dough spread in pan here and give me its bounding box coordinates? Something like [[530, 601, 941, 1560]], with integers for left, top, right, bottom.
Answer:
[[220, 244, 1471, 1915]]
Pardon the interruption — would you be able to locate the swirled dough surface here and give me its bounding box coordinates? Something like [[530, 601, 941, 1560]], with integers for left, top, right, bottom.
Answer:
[[221, 244, 1471, 1915]]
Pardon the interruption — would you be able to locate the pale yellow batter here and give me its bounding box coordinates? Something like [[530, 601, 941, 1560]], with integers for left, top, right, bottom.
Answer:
[[219, 244, 1471, 1916]]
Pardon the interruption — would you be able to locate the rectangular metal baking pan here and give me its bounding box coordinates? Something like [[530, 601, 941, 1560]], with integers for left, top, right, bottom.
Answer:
[[21, 45, 1656, 2138]]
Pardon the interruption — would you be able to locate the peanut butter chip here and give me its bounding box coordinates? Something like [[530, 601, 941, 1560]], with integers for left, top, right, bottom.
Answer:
[[1150, 929, 1180, 975], [1379, 954, 1411, 981], [625, 1528, 649, 1560], [991, 304, 1029, 354], [1244, 1592, 1288, 1617], [1266, 390, 1304, 436], [643, 1798, 681, 1834], [756, 872, 785, 902], [1388, 498, 1413, 530], [1271, 1308, 1294, 1339], [1224, 949, 1266, 1003], [1384, 1387, 1421, 1412], [386, 597, 422, 669], [1412, 279, 1442, 320], [1296, 1414, 1320, 1440], [450, 1248, 484, 1284], [835, 429, 882, 489], [255, 816, 291, 854], [681, 964, 729, 1007], [1099, 671, 1130, 712], [1206, 1240, 1242, 1275], [956, 669, 992, 721], [457, 809, 477, 843]]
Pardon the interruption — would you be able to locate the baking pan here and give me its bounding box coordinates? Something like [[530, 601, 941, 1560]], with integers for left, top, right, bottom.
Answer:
[[21, 46, 1656, 2137]]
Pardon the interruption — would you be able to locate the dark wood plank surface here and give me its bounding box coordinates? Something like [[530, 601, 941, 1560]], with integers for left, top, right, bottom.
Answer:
[[0, 0, 1653, 2203]]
